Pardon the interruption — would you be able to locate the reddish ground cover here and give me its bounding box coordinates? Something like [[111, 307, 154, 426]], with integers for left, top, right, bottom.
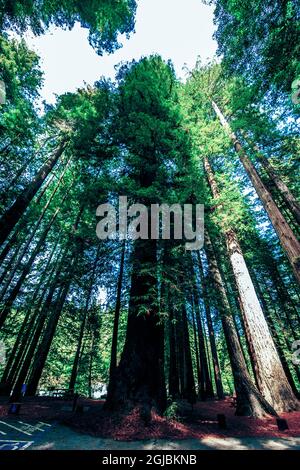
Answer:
[[0, 397, 299, 441]]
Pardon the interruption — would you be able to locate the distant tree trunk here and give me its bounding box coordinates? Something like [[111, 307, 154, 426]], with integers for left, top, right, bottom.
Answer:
[[0, 139, 67, 246], [106, 239, 167, 417], [191, 302, 202, 398], [266, 262, 300, 333], [0, 309, 32, 395], [1, 137, 55, 198], [0, 190, 70, 329], [204, 156, 299, 412], [0, 252, 61, 394], [176, 313, 185, 398], [168, 304, 180, 398], [0, 169, 57, 268], [88, 332, 95, 399], [26, 279, 72, 396], [8, 237, 73, 400], [108, 240, 126, 385], [68, 244, 101, 392], [9, 286, 61, 401], [0, 239, 23, 285], [205, 230, 276, 418], [24, 213, 84, 398], [242, 132, 300, 226], [197, 252, 224, 399], [212, 101, 300, 285], [181, 307, 197, 404], [0, 231, 20, 268], [0, 163, 70, 302], [192, 281, 214, 400]]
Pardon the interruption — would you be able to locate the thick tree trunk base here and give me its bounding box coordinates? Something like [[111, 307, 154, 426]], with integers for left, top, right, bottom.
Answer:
[[106, 314, 167, 420]]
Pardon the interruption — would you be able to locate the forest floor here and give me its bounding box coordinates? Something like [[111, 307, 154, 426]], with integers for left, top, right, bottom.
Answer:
[[0, 396, 300, 445]]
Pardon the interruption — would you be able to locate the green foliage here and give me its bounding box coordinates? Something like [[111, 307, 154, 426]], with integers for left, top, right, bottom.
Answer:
[[163, 397, 180, 421], [0, 0, 137, 54], [209, 0, 300, 98]]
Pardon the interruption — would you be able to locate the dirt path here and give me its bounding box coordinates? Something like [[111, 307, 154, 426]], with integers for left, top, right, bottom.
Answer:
[[28, 424, 300, 450]]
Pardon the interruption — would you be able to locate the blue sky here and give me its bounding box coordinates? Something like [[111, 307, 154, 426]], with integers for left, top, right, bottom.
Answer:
[[23, 0, 217, 104]]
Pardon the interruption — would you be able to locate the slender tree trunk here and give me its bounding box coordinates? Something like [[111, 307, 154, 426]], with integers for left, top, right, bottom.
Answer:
[[191, 303, 202, 398], [181, 306, 197, 404], [212, 101, 300, 285], [168, 304, 180, 398], [0, 235, 17, 269], [0, 238, 23, 285], [9, 285, 60, 401], [26, 279, 72, 396], [205, 230, 277, 417], [204, 156, 299, 412], [242, 132, 300, 226], [8, 241, 72, 399], [108, 240, 126, 384], [24, 205, 84, 397], [0, 186, 71, 328], [0, 168, 57, 268], [177, 318, 185, 398], [0, 139, 67, 246], [88, 332, 95, 399], [0, 163, 70, 302], [1, 137, 55, 198], [1, 266, 56, 394], [68, 244, 101, 392], [0, 309, 32, 395], [0, 250, 60, 392], [192, 283, 214, 399], [197, 252, 224, 399]]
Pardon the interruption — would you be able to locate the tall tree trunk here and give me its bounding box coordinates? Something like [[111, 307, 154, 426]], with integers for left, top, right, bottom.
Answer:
[[193, 300, 209, 400], [26, 278, 72, 396], [9, 284, 61, 401], [168, 304, 180, 398], [0, 163, 70, 302], [204, 156, 299, 412], [106, 239, 167, 417], [108, 240, 126, 385], [0, 238, 23, 284], [250, 267, 300, 396], [0, 169, 57, 268], [68, 244, 101, 392], [1, 136, 55, 198], [181, 306, 197, 404], [0, 254, 60, 394], [212, 101, 300, 285], [197, 252, 224, 399], [24, 204, 84, 398], [0, 231, 20, 268], [191, 302, 202, 398], [88, 331, 95, 399], [8, 238, 72, 399], [242, 132, 300, 226], [205, 230, 277, 417], [175, 312, 186, 398], [192, 281, 214, 399], [0, 190, 70, 329], [0, 139, 67, 246], [0, 309, 32, 395], [0, 147, 68, 270]]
